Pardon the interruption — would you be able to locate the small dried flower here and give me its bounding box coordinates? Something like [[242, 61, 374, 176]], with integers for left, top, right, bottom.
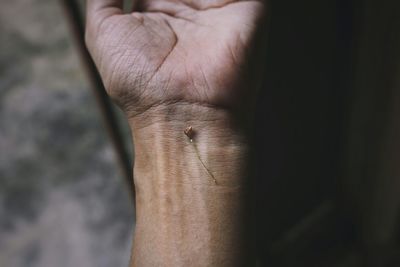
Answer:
[[184, 126, 194, 140]]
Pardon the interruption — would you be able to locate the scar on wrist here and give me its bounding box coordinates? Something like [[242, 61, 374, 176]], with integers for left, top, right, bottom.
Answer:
[[184, 126, 218, 185]]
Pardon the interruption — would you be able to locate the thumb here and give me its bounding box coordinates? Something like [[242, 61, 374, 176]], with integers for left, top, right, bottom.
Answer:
[[85, 0, 123, 49], [86, 0, 123, 22]]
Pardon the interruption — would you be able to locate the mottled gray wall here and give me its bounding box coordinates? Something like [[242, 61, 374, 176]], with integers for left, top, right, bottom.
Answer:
[[0, 0, 134, 266]]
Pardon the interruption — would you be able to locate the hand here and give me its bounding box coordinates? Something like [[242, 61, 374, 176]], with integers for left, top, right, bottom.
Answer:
[[86, 2, 266, 265], [85, 0, 266, 118]]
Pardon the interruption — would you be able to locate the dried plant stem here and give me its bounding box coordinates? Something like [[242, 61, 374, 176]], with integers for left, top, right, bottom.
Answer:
[[190, 139, 218, 185]]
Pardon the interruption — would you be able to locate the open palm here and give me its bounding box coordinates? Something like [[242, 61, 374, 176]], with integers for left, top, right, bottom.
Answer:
[[86, 0, 266, 117]]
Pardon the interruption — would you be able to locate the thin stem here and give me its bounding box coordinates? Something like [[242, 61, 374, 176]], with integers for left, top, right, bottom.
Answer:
[[189, 138, 218, 185]]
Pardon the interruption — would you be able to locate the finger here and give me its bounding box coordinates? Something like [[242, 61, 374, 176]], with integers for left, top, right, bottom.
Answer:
[[86, 0, 123, 21]]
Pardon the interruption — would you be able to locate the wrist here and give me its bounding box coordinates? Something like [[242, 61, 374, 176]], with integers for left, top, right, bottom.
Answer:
[[129, 101, 251, 187], [128, 101, 254, 266]]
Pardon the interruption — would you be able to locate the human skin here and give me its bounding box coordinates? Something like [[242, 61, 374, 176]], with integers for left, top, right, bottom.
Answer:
[[85, 0, 267, 266]]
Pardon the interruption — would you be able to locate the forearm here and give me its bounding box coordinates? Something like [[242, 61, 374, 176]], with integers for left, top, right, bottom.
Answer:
[[129, 102, 253, 267]]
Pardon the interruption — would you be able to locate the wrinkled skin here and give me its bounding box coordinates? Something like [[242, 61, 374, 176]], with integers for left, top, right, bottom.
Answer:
[[86, 0, 267, 117]]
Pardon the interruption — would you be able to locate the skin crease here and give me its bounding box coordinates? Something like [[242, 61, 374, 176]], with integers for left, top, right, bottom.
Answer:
[[85, 0, 267, 266]]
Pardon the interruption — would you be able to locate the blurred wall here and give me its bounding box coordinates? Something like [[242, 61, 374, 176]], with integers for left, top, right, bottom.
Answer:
[[0, 1, 134, 266]]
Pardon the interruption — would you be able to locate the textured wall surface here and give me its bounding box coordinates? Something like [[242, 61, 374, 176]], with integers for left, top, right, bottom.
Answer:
[[0, 0, 134, 266]]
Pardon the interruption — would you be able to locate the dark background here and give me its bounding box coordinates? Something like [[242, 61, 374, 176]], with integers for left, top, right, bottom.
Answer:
[[255, 0, 400, 266]]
